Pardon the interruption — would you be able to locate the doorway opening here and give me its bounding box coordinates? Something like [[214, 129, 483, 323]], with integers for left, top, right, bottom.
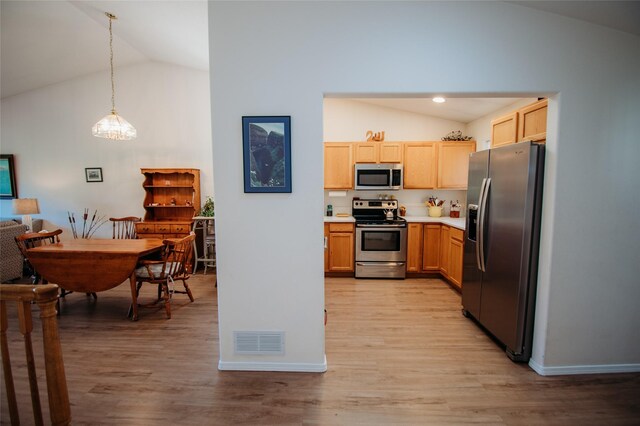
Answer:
[[322, 93, 551, 364]]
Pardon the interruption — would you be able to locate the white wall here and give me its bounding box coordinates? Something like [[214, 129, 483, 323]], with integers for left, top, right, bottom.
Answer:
[[0, 62, 213, 238], [323, 98, 467, 141], [209, 1, 640, 374]]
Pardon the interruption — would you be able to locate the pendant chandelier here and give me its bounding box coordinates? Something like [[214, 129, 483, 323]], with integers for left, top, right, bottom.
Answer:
[[92, 12, 136, 141]]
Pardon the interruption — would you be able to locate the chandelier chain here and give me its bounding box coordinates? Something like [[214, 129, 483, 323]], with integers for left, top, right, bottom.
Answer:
[[109, 14, 116, 113], [92, 12, 136, 140]]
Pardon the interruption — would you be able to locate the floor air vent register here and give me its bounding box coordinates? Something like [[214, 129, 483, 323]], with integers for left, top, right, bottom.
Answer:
[[233, 331, 285, 355]]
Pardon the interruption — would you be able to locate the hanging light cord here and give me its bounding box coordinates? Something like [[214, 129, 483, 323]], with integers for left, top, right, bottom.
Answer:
[[107, 13, 117, 114], [92, 11, 136, 140]]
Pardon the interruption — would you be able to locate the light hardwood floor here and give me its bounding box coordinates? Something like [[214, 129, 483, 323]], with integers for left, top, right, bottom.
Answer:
[[2, 276, 639, 425]]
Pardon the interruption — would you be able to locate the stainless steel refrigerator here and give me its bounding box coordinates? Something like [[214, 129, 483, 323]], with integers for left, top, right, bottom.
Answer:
[[463, 141, 545, 362]]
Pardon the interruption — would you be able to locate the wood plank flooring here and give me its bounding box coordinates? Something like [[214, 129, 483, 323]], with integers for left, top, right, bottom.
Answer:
[[2, 276, 639, 425]]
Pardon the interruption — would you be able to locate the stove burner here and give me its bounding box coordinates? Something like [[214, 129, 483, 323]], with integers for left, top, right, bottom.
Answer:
[[355, 218, 407, 226], [352, 198, 403, 225]]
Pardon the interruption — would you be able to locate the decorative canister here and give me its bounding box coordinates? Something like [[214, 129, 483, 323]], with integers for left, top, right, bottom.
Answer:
[[450, 200, 461, 218], [428, 206, 442, 217]]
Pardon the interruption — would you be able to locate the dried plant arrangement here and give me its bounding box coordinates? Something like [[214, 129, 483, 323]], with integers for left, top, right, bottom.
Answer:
[[441, 130, 473, 141], [68, 208, 108, 239]]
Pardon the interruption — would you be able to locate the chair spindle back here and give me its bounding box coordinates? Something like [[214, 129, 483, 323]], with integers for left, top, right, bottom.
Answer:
[[109, 217, 141, 239]]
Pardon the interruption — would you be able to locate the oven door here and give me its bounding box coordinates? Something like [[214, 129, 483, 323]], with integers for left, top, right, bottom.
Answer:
[[355, 224, 407, 262]]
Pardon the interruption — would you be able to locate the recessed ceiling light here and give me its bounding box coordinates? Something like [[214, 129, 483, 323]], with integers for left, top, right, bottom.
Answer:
[[432, 97, 446, 103]]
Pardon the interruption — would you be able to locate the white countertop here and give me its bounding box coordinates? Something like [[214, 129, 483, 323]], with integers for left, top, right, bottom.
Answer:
[[324, 215, 464, 230], [324, 215, 356, 223], [402, 216, 466, 230]]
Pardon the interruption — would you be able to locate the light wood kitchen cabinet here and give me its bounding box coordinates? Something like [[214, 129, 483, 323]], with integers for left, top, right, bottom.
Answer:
[[405, 222, 465, 290], [327, 223, 354, 272], [379, 143, 403, 163], [324, 143, 353, 189], [403, 142, 437, 189], [491, 112, 518, 148], [439, 225, 450, 276], [406, 223, 423, 272], [354, 143, 377, 163], [324, 223, 329, 273], [437, 141, 476, 189], [447, 228, 465, 289], [518, 99, 548, 142], [354, 142, 403, 163], [491, 99, 548, 148], [422, 224, 441, 271]]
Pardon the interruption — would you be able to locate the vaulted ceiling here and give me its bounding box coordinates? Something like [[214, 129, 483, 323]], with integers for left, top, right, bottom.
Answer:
[[2, 1, 638, 122], [0, 1, 208, 99]]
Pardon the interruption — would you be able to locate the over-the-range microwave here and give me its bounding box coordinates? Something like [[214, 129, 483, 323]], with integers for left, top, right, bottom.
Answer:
[[354, 163, 403, 190]]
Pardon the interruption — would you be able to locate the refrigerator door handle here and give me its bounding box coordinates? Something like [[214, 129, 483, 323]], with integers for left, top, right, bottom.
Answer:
[[478, 177, 491, 272], [476, 178, 487, 271]]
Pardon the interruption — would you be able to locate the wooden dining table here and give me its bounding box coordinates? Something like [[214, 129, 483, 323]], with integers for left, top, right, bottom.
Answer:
[[26, 238, 164, 320]]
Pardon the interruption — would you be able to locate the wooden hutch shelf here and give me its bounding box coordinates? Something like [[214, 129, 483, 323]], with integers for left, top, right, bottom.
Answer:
[[135, 168, 201, 239]]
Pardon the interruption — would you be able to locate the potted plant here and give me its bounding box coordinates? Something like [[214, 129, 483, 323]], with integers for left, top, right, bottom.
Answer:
[[198, 196, 215, 234], [199, 196, 215, 217]]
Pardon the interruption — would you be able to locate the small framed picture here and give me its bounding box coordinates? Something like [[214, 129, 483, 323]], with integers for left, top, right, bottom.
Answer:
[[242, 116, 291, 193], [85, 167, 103, 183]]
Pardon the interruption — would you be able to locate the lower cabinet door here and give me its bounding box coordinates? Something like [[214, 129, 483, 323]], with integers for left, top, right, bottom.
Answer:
[[329, 232, 354, 272], [449, 238, 464, 289], [440, 225, 450, 275], [422, 224, 441, 271], [324, 224, 329, 273], [406, 223, 423, 272]]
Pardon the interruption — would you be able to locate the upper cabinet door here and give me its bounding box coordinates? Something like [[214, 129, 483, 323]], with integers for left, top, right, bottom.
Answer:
[[354, 143, 378, 163], [379, 143, 402, 163], [491, 112, 518, 148], [324, 143, 353, 189], [403, 142, 437, 189], [437, 141, 476, 189], [354, 142, 402, 163], [518, 99, 548, 142]]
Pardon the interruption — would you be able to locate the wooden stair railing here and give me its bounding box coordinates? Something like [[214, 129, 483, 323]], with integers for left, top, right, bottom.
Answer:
[[0, 284, 71, 426]]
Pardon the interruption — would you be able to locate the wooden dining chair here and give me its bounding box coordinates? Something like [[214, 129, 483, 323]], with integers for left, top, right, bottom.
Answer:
[[15, 229, 63, 284], [109, 216, 141, 239], [132, 232, 196, 319], [0, 283, 71, 425], [15, 229, 97, 304]]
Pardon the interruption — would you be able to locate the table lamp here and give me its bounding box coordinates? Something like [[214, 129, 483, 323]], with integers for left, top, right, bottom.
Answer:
[[13, 198, 40, 232]]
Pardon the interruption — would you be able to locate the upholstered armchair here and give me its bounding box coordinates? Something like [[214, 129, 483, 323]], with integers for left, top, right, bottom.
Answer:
[[1, 221, 28, 282], [0, 219, 44, 282]]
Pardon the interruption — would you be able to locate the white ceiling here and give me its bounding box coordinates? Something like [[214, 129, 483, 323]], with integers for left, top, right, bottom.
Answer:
[[349, 97, 528, 123], [0, 0, 208, 99], [512, 1, 640, 37], [1, 1, 638, 121]]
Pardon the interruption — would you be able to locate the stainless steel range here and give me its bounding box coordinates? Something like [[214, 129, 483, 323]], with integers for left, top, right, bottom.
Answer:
[[352, 199, 407, 279]]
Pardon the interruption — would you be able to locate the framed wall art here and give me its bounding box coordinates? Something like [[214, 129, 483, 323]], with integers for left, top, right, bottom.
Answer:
[[85, 167, 103, 183], [242, 116, 291, 193], [0, 154, 18, 199]]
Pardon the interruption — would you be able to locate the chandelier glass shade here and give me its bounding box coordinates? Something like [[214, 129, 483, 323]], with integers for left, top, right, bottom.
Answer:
[[92, 110, 137, 140], [92, 12, 136, 141]]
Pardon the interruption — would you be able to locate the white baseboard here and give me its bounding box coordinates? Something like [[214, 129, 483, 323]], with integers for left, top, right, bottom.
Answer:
[[218, 355, 327, 373], [529, 358, 640, 376]]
